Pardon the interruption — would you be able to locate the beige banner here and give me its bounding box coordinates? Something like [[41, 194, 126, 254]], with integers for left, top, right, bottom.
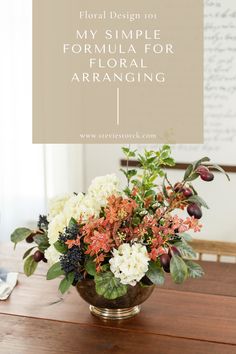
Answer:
[[33, 0, 203, 143]]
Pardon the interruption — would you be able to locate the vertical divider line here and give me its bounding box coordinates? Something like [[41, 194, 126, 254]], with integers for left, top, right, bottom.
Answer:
[[117, 87, 120, 126]]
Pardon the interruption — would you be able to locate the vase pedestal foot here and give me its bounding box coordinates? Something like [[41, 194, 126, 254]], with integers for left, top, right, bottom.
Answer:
[[89, 305, 141, 320]]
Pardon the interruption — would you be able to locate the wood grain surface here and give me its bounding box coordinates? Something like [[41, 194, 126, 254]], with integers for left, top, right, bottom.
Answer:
[[1, 314, 236, 354], [1, 275, 236, 345], [0, 243, 236, 353]]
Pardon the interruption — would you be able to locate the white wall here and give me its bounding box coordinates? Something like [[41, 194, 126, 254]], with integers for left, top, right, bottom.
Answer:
[[0, 1, 84, 240], [0, 0, 46, 238], [44, 145, 84, 199], [84, 144, 236, 243]]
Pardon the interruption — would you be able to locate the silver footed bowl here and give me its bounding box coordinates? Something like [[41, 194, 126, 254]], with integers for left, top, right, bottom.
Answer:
[[76, 279, 155, 320]]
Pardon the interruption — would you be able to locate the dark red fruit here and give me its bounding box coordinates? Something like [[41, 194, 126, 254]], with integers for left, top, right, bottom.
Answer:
[[200, 171, 214, 182], [182, 188, 193, 198], [26, 235, 34, 243], [168, 246, 181, 258], [160, 254, 171, 273], [187, 203, 202, 219], [197, 165, 214, 182], [174, 182, 183, 192], [33, 250, 44, 262], [196, 165, 209, 175]]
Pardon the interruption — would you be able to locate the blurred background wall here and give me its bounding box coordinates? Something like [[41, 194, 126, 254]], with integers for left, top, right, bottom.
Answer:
[[0, 1, 84, 237]]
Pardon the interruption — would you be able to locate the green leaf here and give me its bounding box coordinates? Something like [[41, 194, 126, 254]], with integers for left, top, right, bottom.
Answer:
[[186, 173, 199, 182], [163, 158, 175, 166], [68, 217, 78, 228], [23, 246, 36, 260], [127, 169, 137, 179], [120, 168, 128, 178], [192, 157, 210, 170], [11, 228, 32, 248], [24, 255, 38, 277], [158, 170, 165, 178], [184, 164, 193, 180], [95, 271, 127, 300], [34, 234, 50, 252], [174, 240, 196, 259], [187, 195, 209, 209], [162, 177, 169, 198], [170, 255, 188, 284], [161, 152, 170, 160], [146, 261, 165, 285], [85, 258, 96, 276], [188, 183, 198, 195], [101, 264, 110, 272], [145, 190, 155, 197], [147, 156, 156, 163], [132, 216, 141, 227], [122, 147, 130, 154], [209, 164, 230, 181], [47, 262, 65, 280], [123, 187, 131, 197], [54, 240, 67, 254], [162, 144, 171, 151], [122, 147, 136, 158], [185, 260, 204, 278], [59, 272, 75, 294]]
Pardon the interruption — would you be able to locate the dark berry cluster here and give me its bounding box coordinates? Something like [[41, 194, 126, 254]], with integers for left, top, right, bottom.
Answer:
[[37, 215, 49, 230], [59, 224, 80, 243], [60, 246, 85, 285]]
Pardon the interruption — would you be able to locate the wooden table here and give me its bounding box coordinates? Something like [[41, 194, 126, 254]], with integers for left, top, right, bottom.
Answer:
[[0, 243, 236, 354]]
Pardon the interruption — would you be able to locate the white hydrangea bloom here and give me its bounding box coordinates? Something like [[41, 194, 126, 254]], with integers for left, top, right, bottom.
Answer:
[[47, 213, 68, 245], [63, 193, 85, 222], [76, 195, 101, 220], [48, 194, 71, 221], [44, 245, 61, 265], [88, 174, 121, 207], [109, 243, 150, 286], [63, 193, 101, 221]]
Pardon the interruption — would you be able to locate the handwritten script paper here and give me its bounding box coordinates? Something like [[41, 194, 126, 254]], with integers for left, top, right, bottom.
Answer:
[[138, 0, 236, 165]]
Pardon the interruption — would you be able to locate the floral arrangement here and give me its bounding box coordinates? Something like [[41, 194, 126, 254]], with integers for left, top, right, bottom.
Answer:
[[11, 146, 228, 299]]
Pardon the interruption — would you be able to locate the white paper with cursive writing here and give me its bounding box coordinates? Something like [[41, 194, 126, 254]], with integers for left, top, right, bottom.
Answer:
[[138, 0, 236, 165]]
